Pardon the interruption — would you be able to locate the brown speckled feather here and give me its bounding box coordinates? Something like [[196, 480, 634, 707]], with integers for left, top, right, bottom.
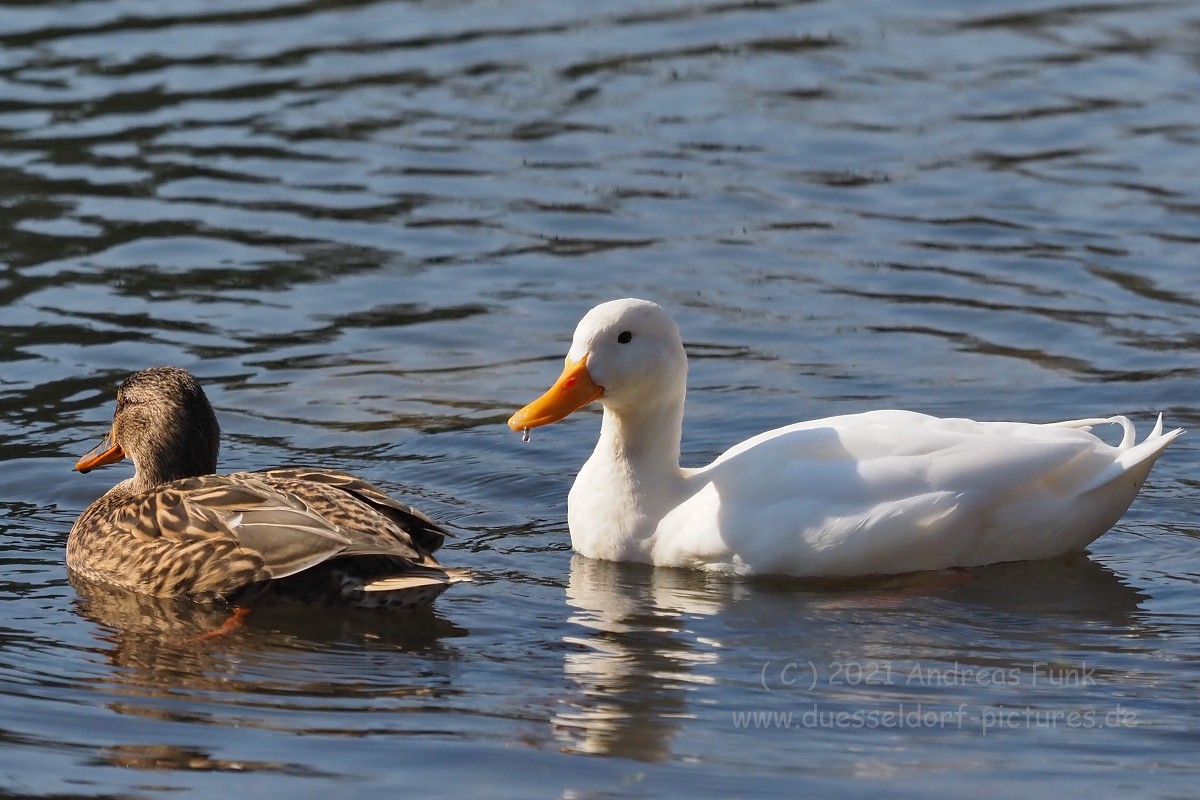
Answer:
[[68, 367, 469, 607], [255, 467, 449, 554]]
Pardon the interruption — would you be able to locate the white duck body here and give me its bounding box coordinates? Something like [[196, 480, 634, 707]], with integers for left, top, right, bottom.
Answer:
[[511, 299, 1182, 577]]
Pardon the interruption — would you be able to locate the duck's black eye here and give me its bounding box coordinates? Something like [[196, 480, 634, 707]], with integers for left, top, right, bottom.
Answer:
[[617, 330, 632, 344]]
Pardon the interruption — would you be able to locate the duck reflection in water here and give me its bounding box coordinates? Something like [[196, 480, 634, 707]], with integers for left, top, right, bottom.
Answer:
[[70, 571, 467, 695], [555, 556, 723, 761], [554, 553, 1147, 760], [71, 572, 467, 778]]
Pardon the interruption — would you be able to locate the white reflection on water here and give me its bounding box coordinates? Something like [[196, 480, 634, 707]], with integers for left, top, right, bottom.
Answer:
[[557, 557, 722, 759], [554, 553, 1158, 765]]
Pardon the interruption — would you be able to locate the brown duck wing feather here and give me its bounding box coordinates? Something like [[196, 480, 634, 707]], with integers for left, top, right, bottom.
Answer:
[[71, 484, 269, 601], [159, 473, 455, 581], [72, 474, 374, 599], [70, 472, 469, 604], [255, 467, 451, 554], [175, 476, 363, 579]]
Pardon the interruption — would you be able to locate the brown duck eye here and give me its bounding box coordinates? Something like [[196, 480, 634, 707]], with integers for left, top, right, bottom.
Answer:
[[618, 331, 632, 344]]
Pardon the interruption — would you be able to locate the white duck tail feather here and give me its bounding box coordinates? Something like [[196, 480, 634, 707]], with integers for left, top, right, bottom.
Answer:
[[1076, 415, 1183, 496], [362, 568, 472, 592], [1046, 415, 1135, 447]]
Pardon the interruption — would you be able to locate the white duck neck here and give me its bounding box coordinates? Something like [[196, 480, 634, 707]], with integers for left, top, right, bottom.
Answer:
[[595, 392, 686, 480]]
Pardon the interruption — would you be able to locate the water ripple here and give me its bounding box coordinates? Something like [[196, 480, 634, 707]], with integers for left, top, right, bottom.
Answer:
[[1, 0, 1198, 796]]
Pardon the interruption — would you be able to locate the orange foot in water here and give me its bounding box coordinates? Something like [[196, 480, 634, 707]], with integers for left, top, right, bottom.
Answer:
[[188, 607, 252, 643]]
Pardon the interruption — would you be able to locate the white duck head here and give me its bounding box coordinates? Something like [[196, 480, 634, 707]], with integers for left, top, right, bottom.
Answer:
[[509, 298, 688, 431]]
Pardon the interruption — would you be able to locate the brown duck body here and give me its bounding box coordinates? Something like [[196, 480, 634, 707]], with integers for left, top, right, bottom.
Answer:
[[69, 368, 467, 607], [68, 467, 463, 606]]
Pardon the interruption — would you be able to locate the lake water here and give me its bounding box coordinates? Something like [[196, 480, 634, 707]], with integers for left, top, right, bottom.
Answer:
[[1, 0, 1198, 797]]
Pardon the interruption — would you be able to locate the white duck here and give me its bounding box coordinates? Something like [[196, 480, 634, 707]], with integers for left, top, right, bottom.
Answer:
[[508, 298, 1181, 577]]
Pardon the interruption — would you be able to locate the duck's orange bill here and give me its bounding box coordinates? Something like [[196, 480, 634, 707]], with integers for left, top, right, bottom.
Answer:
[[508, 356, 603, 432], [75, 433, 126, 474]]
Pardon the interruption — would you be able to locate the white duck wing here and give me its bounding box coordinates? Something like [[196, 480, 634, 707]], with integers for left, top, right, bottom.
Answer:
[[656, 411, 1178, 576]]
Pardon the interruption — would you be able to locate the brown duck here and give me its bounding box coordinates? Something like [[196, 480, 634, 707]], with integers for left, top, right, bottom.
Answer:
[[68, 366, 469, 607]]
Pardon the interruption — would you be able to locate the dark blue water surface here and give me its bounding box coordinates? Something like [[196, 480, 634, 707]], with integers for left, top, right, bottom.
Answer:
[[1, 1, 1198, 797]]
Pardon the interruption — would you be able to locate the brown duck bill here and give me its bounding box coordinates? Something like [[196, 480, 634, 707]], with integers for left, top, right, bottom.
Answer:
[[75, 432, 126, 474], [508, 355, 603, 432]]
